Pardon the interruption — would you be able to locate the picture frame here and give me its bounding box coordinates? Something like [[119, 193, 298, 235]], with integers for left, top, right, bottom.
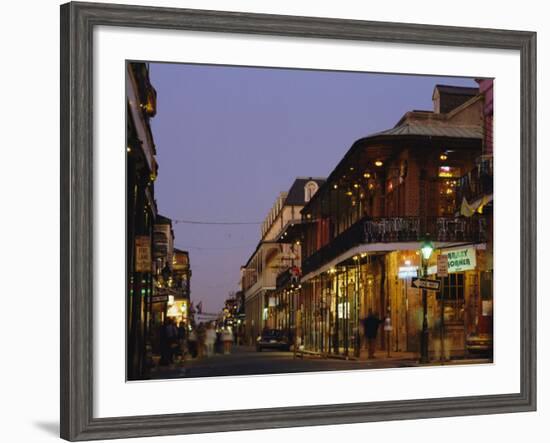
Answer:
[[60, 1, 537, 441]]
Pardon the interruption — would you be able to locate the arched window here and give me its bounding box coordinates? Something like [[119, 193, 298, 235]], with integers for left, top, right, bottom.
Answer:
[[304, 181, 319, 202]]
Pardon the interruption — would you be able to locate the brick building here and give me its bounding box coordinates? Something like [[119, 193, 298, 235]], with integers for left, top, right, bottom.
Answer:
[[280, 84, 493, 360]]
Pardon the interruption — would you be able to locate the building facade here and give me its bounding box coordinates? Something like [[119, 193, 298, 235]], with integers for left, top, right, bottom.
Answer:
[[126, 62, 158, 379], [283, 84, 493, 360], [242, 178, 325, 345]]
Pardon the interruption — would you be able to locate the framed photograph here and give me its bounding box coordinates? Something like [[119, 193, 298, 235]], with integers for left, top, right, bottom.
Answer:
[[60, 1, 536, 441]]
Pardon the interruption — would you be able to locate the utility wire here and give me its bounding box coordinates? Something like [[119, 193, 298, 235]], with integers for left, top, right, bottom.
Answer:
[[176, 244, 255, 251], [173, 219, 261, 225]]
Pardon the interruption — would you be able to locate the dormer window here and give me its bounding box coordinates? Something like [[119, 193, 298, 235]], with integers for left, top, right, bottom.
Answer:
[[304, 181, 319, 202]]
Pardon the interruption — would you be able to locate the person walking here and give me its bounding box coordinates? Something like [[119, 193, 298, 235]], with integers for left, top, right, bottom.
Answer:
[[177, 321, 187, 358], [362, 309, 383, 359], [166, 318, 178, 363], [187, 326, 198, 358], [196, 323, 206, 359], [159, 318, 178, 365], [222, 327, 234, 355], [205, 323, 217, 357]]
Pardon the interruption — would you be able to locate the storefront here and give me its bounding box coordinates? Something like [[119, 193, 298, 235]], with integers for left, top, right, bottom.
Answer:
[[300, 244, 493, 360], [166, 297, 189, 325]]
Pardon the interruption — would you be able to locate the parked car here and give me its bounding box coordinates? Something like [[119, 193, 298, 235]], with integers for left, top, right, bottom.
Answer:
[[256, 329, 290, 352]]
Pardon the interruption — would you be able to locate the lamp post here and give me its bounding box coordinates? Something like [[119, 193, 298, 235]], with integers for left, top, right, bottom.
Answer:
[[420, 236, 434, 364]]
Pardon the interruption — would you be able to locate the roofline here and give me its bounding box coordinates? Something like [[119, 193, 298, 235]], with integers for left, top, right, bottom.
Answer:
[[302, 132, 482, 212], [432, 84, 479, 103], [294, 176, 327, 181]]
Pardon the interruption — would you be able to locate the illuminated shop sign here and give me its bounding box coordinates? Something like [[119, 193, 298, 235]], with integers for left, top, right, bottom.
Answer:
[[398, 266, 418, 279], [428, 247, 477, 274]]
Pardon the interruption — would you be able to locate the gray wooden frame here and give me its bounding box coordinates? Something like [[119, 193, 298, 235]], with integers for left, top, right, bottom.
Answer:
[[60, 1, 537, 441]]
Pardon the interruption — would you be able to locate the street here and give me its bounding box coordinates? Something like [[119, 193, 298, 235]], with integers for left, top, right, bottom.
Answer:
[[149, 346, 420, 379]]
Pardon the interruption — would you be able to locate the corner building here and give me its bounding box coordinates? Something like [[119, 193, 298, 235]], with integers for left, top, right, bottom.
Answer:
[[293, 84, 493, 360]]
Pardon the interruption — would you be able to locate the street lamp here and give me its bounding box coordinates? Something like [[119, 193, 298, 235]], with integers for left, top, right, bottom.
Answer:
[[420, 236, 434, 363]]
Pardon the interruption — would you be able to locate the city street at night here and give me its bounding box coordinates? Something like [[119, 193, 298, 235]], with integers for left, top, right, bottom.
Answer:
[[149, 346, 418, 379], [126, 62, 494, 381], [148, 346, 489, 380]]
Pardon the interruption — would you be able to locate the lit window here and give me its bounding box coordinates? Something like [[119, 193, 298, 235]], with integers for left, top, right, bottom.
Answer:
[[304, 181, 319, 202]]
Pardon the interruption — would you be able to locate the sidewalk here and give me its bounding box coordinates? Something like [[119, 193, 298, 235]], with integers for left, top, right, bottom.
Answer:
[[295, 349, 417, 363], [295, 348, 490, 367]]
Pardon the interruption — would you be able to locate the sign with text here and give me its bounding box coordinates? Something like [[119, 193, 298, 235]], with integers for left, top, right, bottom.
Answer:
[[151, 295, 168, 303], [412, 278, 441, 291], [445, 247, 476, 272], [437, 254, 449, 277], [135, 236, 151, 272], [195, 313, 219, 323], [428, 247, 477, 275], [398, 265, 418, 279]]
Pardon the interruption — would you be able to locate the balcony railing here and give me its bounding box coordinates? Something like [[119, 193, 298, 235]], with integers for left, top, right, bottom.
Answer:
[[456, 155, 493, 204], [302, 215, 369, 276], [276, 267, 292, 289], [302, 216, 487, 276]]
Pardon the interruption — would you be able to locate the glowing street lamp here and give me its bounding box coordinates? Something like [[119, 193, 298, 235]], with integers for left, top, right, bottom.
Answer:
[[420, 239, 434, 261]]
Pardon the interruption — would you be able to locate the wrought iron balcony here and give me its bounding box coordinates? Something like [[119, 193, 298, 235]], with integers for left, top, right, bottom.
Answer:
[[276, 267, 292, 289], [302, 215, 487, 276]]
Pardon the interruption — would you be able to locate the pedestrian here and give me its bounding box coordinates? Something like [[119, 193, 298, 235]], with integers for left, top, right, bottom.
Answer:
[[159, 317, 178, 365], [205, 323, 217, 357], [188, 325, 198, 358], [222, 327, 234, 354], [196, 323, 206, 359], [215, 328, 222, 354], [167, 318, 178, 363], [362, 309, 383, 359], [177, 321, 187, 357]]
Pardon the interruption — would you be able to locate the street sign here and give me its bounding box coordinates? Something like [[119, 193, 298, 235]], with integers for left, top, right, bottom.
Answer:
[[151, 295, 168, 303], [195, 313, 219, 323], [135, 236, 151, 272], [437, 254, 449, 277], [412, 277, 441, 291]]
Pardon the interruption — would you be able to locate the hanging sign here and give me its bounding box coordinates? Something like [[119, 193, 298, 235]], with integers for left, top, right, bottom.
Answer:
[[428, 247, 477, 275], [398, 265, 418, 279], [445, 247, 476, 273], [151, 295, 168, 303], [437, 254, 449, 277], [135, 236, 151, 272]]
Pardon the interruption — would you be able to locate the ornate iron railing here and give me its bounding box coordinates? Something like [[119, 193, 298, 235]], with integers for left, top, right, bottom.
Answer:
[[302, 216, 487, 276]]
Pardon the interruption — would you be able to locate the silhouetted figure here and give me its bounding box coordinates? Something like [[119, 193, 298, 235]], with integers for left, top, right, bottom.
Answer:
[[362, 309, 383, 359]]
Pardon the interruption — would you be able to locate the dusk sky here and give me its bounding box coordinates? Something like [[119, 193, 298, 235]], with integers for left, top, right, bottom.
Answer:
[[148, 63, 477, 313]]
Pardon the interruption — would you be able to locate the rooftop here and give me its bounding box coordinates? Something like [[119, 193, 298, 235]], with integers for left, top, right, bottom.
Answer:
[[284, 177, 326, 206], [433, 84, 479, 96]]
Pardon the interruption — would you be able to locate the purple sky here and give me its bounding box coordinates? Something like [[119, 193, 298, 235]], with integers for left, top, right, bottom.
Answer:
[[148, 63, 477, 313]]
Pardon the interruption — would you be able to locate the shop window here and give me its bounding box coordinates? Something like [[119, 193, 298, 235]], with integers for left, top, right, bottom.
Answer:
[[438, 178, 459, 216], [437, 272, 465, 322], [438, 166, 461, 216]]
